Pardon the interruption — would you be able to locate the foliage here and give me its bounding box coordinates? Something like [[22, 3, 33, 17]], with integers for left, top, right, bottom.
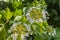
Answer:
[[0, 0, 59, 40]]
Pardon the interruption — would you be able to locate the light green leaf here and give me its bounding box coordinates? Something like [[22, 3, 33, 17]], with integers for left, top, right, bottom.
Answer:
[[12, 1, 20, 9], [21, 16, 27, 23], [14, 9, 22, 17], [0, 14, 2, 19], [3, 8, 12, 20]]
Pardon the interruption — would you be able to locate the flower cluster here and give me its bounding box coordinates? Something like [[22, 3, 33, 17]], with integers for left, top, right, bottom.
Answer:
[[26, 7, 48, 24], [8, 22, 31, 40], [0, 0, 56, 40]]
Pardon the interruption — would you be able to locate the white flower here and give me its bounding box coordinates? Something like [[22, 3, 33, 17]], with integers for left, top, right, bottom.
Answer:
[[42, 9, 50, 20], [42, 10, 47, 19], [8, 23, 17, 33], [48, 28, 56, 36], [21, 34, 26, 40], [11, 33, 18, 40], [23, 23, 31, 32], [29, 19, 34, 24], [26, 7, 44, 23], [25, 33, 29, 36], [8, 22, 21, 33], [26, 13, 34, 24], [39, 18, 43, 22], [27, 7, 33, 13], [26, 13, 30, 17], [52, 28, 56, 36]]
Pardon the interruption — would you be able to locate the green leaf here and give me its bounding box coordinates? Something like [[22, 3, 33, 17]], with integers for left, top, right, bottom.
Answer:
[[0, 24, 6, 40], [43, 20, 48, 26], [34, 34, 44, 40], [21, 16, 27, 23], [0, 14, 2, 19], [13, 9, 22, 17], [12, 1, 20, 9], [3, 8, 12, 20]]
